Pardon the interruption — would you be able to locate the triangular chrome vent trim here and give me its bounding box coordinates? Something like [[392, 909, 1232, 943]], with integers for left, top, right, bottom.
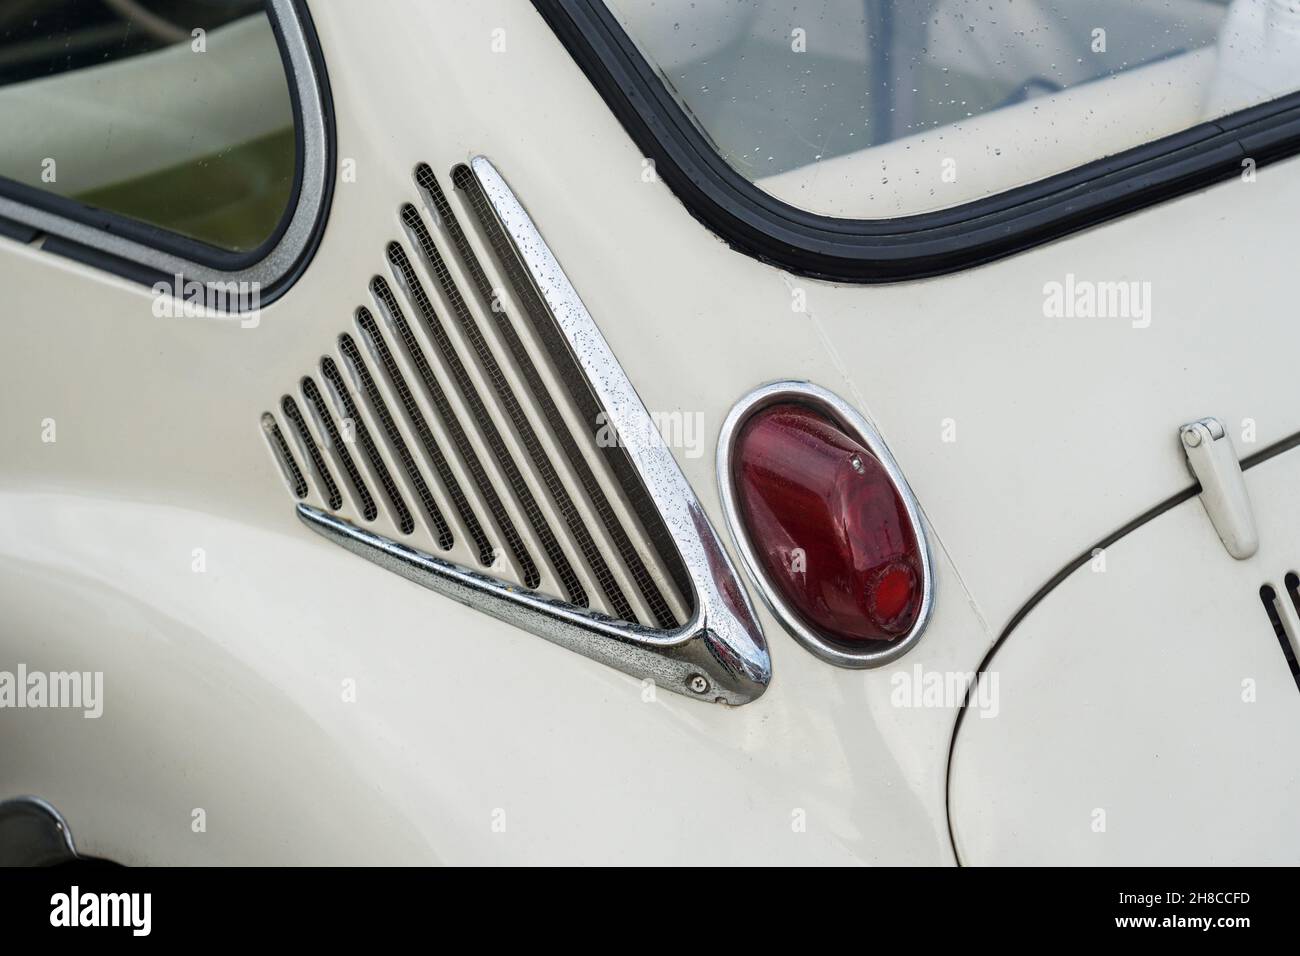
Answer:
[[269, 157, 769, 704]]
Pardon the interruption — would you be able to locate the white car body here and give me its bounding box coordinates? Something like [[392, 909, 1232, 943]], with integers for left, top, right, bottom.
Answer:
[[2, 0, 1299, 866]]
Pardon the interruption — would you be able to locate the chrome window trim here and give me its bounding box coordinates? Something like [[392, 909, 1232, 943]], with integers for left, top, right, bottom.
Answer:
[[298, 156, 771, 706], [0, 0, 329, 302], [716, 380, 934, 668]]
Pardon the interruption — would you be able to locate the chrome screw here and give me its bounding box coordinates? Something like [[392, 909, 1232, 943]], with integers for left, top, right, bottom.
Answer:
[[687, 674, 710, 695]]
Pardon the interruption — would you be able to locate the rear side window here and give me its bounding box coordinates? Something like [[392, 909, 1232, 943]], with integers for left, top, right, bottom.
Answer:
[[542, 0, 1300, 279], [0, 0, 294, 252], [606, 0, 1300, 219]]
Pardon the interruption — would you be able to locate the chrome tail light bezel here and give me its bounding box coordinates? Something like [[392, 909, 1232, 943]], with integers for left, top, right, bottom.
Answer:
[[716, 380, 934, 668]]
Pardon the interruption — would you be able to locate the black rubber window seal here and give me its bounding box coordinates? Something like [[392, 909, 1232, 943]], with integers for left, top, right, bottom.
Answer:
[[535, 0, 1300, 282]]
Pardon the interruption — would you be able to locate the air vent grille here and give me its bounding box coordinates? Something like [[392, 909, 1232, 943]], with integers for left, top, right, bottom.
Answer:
[[1259, 575, 1300, 691], [260, 163, 690, 628]]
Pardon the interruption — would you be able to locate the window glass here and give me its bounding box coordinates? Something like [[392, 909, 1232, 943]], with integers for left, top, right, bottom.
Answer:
[[606, 0, 1300, 218], [0, 0, 296, 252]]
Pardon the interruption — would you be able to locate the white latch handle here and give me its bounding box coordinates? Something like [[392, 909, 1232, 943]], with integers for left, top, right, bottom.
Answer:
[[1180, 418, 1258, 560]]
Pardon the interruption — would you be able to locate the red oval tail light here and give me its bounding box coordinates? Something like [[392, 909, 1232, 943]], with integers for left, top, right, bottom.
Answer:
[[720, 385, 932, 666]]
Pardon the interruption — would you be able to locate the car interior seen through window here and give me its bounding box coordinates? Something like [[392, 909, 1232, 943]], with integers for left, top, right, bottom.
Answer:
[[606, 0, 1300, 218], [0, 0, 296, 252]]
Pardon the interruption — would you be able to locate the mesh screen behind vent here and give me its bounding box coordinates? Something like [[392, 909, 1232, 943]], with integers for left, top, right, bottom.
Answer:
[[261, 164, 690, 628]]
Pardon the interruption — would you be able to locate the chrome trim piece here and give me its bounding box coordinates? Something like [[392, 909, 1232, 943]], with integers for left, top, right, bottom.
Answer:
[[298, 156, 770, 705], [0, 0, 328, 300], [300, 504, 768, 703], [716, 381, 934, 668]]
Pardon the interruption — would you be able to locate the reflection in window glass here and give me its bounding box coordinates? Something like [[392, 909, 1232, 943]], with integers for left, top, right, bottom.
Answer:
[[607, 0, 1300, 218], [0, 1, 296, 252]]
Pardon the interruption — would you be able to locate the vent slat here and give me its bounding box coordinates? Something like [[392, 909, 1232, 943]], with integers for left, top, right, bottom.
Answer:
[[321, 356, 415, 535], [371, 276, 540, 588], [281, 395, 342, 510], [261, 412, 308, 499], [339, 334, 452, 549], [357, 308, 494, 565], [386, 243, 587, 606], [1259, 583, 1300, 692], [429, 165, 679, 629], [302, 376, 377, 522]]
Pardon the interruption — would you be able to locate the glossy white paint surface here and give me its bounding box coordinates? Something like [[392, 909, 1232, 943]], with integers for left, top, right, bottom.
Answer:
[[0, 0, 1297, 864], [951, 447, 1300, 865]]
